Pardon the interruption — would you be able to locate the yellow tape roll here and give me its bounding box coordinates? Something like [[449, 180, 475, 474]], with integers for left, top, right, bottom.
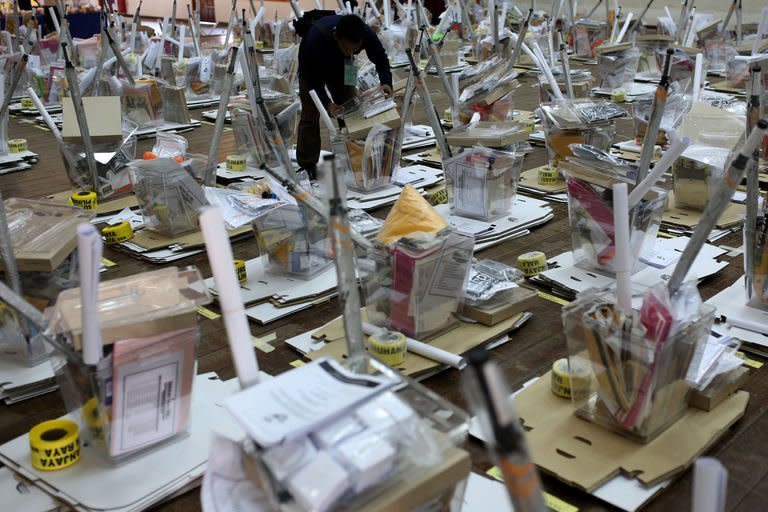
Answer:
[[70, 191, 98, 210], [611, 88, 626, 103], [551, 358, 590, 400], [8, 138, 28, 153], [518, 251, 548, 277], [368, 331, 407, 366], [102, 221, 134, 244], [29, 419, 80, 471], [20, 97, 34, 109], [227, 154, 246, 171], [537, 166, 560, 186], [234, 259, 247, 284]]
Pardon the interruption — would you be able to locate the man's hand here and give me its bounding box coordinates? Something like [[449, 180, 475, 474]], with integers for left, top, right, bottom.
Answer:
[[381, 84, 393, 97], [327, 103, 344, 117]]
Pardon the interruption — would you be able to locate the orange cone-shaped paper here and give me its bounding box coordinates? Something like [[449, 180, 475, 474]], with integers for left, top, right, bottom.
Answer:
[[376, 184, 449, 246]]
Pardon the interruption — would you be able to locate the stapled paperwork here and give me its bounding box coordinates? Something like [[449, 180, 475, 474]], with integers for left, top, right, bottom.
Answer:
[[0, 466, 59, 511]]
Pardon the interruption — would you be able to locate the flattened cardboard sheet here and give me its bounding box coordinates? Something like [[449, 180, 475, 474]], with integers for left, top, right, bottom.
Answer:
[[308, 310, 527, 377], [125, 225, 251, 251], [519, 166, 567, 194], [45, 190, 139, 215], [3, 198, 93, 272], [344, 106, 400, 139], [663, 192, 745, 229], [515, 372, 749, 492]]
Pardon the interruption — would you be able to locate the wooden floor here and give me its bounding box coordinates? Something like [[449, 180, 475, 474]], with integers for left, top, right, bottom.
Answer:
[[1, 68, 767, 512]]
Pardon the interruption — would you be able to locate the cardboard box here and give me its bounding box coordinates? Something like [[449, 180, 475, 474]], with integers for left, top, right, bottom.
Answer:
[[690, 367, 750, 412], [459, 287, 538, 326]]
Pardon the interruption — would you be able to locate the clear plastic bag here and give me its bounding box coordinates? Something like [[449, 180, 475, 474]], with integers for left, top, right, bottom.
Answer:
[[152, 131, 188, 158], [128, 157, 209, 236]]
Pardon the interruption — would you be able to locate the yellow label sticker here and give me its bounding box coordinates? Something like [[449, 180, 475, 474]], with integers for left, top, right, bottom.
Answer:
[[537, 291, 571, 306], [196, 306, 221, 320], [544, 493, 579, 512], [252, 336, 275, 353], [486, 466, 579, 512], [289, 359, 306, 368], [656, 231, 676, 239], [100, 257, 117, 268], [736, 352, 763, 369], [486, 466, 503, 480]]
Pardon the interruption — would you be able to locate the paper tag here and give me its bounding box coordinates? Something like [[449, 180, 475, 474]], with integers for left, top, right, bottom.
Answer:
[[344, 62, 358, 86], [26, 54, 41, 71], [641, 247, 680, 269], [289, 359, 306, 368]]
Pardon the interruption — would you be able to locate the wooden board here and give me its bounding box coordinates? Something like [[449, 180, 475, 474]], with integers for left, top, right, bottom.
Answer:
[[2, 198, 93, 272]]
